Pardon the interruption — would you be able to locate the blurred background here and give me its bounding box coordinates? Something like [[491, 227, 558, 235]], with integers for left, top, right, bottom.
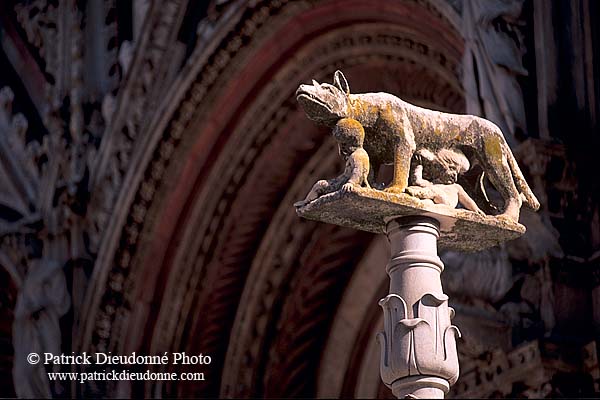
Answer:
[[0, 0, 599, 398]]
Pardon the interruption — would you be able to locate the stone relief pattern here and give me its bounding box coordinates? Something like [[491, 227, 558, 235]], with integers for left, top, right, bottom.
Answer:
[[93, 0, 316, 357], [0, 0, 131, 365], [14, 0, 60, 87], [463, 0, 528, 147], [450, 341, 544, 397], [90, 0, 284, 356], [262, 224, 372, 397], [410, 0, 459, 28], [139, 7, 317, 384], [442, 0, 568, 372], [216, 221, 324, 398], [219, 140, 348, 397], [0, 2, 92, 395], [0, 2, 186, 395], [450, 339, 600, 398], [12, 0, 120, 187], [15, 0, 86, 125], [14, 0, 120, 114], [169, 109, 323, 396], [99, 0, 121, 95], [179, 154, 328, 394], [0, 88, 74, 397], [89, 0, 186, 255]]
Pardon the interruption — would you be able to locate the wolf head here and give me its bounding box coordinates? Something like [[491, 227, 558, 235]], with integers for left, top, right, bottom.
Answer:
[[296, 70, 350, 126]]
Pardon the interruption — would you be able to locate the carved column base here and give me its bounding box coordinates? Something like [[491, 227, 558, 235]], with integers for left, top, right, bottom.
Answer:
[[392, 376, 449, 399]]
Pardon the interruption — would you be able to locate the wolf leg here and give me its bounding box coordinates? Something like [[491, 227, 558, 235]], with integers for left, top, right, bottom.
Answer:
[[482, 151, 522, 221], [470, 119, 522, 221], [385, 141, 414, 194], [489, 175, 521, 221]]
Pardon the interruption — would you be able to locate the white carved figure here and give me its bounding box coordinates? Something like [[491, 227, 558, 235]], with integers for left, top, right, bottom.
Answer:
[[406, 149, 485, 215], [295, 118, 371, 207]]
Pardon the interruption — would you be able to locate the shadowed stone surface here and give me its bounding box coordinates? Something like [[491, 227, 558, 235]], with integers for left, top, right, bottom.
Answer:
[[295, 187, 525, 252]]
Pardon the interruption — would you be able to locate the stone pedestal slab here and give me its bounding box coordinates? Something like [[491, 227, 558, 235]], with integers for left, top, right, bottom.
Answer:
[[295, 187, 525, 253]]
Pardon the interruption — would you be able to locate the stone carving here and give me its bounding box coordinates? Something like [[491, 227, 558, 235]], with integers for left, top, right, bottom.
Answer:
[[295, 118, 371, 207], [0, 87, 77, 397], [14, 0, 60, 85], [89, 0, 186, 257], [451, 340, 545, 398], [442, 245, 514, 303], [406, 149, 484, 214], [296, 70, 539, 222], [118, 41, 134, 76], [13, 259, 70, 398], [378, 293, 461, 390]]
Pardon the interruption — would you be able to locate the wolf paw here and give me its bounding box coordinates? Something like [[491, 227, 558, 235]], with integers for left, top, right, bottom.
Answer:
[[383, 185, 406, 194]]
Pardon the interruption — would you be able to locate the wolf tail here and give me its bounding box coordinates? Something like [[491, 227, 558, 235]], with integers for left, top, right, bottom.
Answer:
[[504, 142, 541, 210]]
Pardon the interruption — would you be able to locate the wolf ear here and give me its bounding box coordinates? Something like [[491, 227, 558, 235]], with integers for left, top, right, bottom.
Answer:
[[333, 70, 350, 94]]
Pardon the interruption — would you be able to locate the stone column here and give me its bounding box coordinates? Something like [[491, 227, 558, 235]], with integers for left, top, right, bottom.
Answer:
[[377, 216, 459, 399]]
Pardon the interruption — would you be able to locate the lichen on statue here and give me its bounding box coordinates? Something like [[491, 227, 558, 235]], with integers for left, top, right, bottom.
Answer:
[[295, 70, 540, 223]]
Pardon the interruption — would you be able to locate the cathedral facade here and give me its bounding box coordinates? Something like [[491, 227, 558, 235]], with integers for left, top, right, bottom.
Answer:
[[0, 0, 599, 398]]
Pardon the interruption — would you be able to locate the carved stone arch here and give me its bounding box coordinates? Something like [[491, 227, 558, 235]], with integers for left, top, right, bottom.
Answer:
[[78, 0, 465, 398]]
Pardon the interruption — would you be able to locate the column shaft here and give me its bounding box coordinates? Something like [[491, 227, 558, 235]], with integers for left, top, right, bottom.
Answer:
[[377, 216, 460, 399]]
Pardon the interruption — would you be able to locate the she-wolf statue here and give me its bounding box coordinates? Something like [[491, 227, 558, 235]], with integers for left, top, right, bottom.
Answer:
[[295, 70, 540, 222]]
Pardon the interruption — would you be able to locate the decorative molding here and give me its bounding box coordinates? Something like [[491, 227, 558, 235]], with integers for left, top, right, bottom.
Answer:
[[88, 0, 188, 248], [261, 224, 372, 397], [1, 1, 135, 396], [0, 84, 78, 397], [14, 0, 60, 88], [451, 340, 546, 398]]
